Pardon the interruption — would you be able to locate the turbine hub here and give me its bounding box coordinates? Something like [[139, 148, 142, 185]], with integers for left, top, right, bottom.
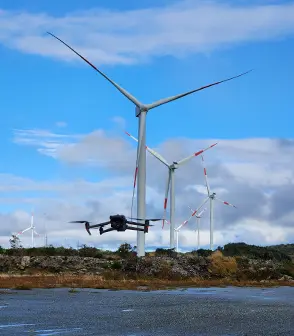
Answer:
[[171, 162, 178, 169], [135, 105, 148, 116]]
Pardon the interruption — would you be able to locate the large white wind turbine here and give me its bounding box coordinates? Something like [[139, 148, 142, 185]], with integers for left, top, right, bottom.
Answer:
[[188, 206, 207, 250], [48, 32, 251, 256], [125, 130, 217, 248], [200, 155, 237, 250], [16, 210, 40, 248]]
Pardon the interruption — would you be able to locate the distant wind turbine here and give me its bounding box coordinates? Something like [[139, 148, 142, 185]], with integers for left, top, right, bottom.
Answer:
[[16, 210, 40, 248], [125, 130, 217, 248], [188, 206, 207, 250], [200, 155, 237, 250]]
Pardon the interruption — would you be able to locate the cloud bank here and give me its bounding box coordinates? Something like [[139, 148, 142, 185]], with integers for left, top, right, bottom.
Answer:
[[0, 1, 294, 65], [1, 124, 293, 250]]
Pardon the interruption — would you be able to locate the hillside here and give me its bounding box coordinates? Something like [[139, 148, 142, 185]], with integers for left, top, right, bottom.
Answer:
[[0, 243, 294, 289], [269, 244, 294, 261]]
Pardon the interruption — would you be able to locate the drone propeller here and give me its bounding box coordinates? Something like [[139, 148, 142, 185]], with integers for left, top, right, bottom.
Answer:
[[69, 220, 91, 224], [127, 217, 163, 222], [69, 220, 92, 235]]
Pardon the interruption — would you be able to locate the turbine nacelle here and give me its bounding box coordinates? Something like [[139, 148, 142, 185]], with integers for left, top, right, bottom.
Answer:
[[171, 162, 179, 170], [210, 192, 217, 199], [135, 105, 146, 116]]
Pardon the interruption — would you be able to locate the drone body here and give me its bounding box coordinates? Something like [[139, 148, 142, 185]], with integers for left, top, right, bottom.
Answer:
[[70, 214, 161, 236]]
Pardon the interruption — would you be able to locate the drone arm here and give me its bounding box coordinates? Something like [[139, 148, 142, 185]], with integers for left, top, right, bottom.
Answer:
[[125, 226, 146, 232], [89, 221, 111, 229], [99, 227, 116, 235]]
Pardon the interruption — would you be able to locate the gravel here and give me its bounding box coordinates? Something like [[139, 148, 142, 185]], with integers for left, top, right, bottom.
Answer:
[[0, 286, 293, 335]]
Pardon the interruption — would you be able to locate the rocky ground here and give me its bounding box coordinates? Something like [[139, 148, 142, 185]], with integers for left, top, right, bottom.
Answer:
[[0, 251, 293, 284]]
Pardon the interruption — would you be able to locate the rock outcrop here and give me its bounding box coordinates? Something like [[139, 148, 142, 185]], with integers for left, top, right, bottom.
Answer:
[[0, 253, 293, 282]]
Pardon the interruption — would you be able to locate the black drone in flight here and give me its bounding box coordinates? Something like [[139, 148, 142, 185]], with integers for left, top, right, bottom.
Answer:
[[69, 214, 162, 235]]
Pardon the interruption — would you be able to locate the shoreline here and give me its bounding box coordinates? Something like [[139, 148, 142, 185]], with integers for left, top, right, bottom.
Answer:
[[0, 274, 293, 290]]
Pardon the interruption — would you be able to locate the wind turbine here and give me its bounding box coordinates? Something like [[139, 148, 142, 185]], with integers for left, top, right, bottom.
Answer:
[[188, 206, 207, 250], [169, 202, 207, 252], [16, 210, 40, 248], [125, 130, 217, 248], [174, 219, 189, 253], [200, 155, 237, 250], [47, 32, 251, 257]]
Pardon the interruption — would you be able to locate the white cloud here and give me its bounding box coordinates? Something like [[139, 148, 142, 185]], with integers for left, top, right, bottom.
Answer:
[[1, 124, 294, 250], [111, 116, 127, 130], [12, 128, 83, 158], [0, 1, 294, 65]]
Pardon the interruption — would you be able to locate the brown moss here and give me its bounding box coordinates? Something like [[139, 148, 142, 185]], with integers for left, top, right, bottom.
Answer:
[[0, 274, 293, 290], [208, 250, 238, 277]]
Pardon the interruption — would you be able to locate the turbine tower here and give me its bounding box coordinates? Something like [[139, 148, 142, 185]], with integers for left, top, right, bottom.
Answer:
[[200, 155, 237, 250], [16, 210, 39, 248], [188, 206, 207, 250], [48, 32, 251, 256], [125, 130, 217, 248]]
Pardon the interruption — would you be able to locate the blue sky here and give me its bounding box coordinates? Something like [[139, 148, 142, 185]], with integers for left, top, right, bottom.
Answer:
[[0, 0, 294, 248], [1, 1, 293, 181]]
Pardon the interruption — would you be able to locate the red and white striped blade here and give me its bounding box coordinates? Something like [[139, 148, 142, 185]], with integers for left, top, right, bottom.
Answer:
[[188, 205, 206, 218], [201, 155, 211, 196], [130, 129, 145, 220], [162, 170, 172, 228], [177, 142, 218, 166], [215, 197, 237, 208], [125, 131, 169, 167], [175, 218, 190, 231], [17, 227, 31, 235], [187, 197, 210, 220]]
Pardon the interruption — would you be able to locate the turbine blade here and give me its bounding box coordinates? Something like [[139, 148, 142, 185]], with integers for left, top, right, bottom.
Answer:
[[125, 131, 169, 167], [145, 70, 252, 110], [175, 219, 189, 231], [162, 170, 172, 228], [177, 142, 218, 166], [47, 32, 142, 108], [17, 227, 31, 235], [189, 205, 207, 218], [188, 197, 210, 220], [215, 197, 237, 208], [201, 155, 211, 196], [130, 166, 138, 221], [198, 208, 207, 217], [130, 127, 145, 220]]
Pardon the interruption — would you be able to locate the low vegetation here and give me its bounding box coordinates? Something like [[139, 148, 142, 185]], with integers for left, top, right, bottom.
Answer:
[[0, 242, 293, 290]]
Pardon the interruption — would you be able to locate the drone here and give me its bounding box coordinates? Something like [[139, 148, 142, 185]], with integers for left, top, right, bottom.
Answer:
[[69, 214, 162, 235]]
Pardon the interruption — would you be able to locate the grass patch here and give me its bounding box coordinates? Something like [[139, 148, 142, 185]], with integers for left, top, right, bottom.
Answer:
[[0, 274, 292, 290], [13, 285, 32, 290]]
